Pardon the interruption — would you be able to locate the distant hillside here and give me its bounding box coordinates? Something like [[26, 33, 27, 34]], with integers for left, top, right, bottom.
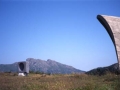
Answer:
[[26, 58, 85, 74], [0, 58, 85, 74], [0, 63, 18, 72], [86, 63, 119, 75]]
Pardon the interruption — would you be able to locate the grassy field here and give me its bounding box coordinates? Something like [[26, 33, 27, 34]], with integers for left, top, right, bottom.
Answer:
[[0, 72, 120, 90]]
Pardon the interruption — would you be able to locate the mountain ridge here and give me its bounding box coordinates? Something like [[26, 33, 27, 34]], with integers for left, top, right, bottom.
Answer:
[[0, 58, 85, 74], [86, 63, 119, 75], [26, 58, 85, 74]]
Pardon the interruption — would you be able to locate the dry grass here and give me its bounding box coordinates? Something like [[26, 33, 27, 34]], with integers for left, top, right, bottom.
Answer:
[[0, 72, 120, 90]]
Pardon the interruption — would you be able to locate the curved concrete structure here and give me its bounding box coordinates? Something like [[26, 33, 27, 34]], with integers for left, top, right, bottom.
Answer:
[[18, 61, 29, 76], [97, 15, 120, 70]]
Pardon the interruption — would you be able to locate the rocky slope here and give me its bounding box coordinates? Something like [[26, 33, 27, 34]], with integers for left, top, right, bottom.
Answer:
[[26, 58, 85, 74]]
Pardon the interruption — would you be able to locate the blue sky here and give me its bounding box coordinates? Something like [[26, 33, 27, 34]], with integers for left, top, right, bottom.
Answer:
[[0, 0, 120, 71]]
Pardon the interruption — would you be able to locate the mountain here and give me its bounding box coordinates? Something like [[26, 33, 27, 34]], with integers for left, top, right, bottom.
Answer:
[[86, 63, 119, 75], [26, 58, 85, 74], [0, 62, 18, 72], [0, 58, 85, 74]]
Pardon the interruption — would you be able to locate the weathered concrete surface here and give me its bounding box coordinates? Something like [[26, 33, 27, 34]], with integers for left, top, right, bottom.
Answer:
[[18, 61, 29, 75], [97, 15, 120, 71]]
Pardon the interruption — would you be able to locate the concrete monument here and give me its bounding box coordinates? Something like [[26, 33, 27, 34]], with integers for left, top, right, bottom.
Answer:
[[97, 15, 120, 71], [18, 61, 29, 76]]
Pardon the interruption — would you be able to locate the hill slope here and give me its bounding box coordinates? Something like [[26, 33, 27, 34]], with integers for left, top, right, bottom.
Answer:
[[86, 63, 119, 75], [26, 58, 85, 74], [0, 58, 85, 74]]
